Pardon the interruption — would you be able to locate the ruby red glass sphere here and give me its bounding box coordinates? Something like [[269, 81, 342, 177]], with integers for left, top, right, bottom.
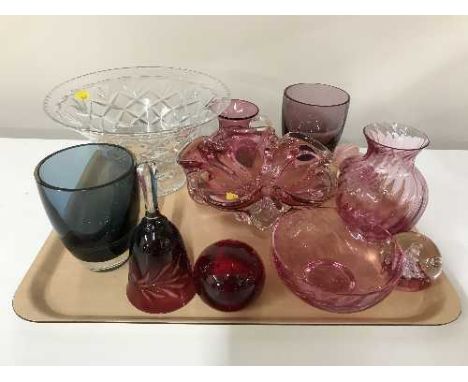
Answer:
[[193, 240, 265, 312]]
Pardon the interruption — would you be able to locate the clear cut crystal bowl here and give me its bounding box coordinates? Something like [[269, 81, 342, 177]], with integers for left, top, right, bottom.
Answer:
[[44, 66, 230, 196]]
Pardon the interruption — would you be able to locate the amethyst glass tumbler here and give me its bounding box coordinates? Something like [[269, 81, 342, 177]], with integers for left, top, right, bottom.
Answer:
[[336, 122, 430, 238], [282, 83, 350, 151], [272, 208, 403, 313], [217, 99, 271, 131]]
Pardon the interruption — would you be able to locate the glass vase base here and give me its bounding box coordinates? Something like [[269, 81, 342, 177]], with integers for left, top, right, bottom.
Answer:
[[81, 251, 129, 272]]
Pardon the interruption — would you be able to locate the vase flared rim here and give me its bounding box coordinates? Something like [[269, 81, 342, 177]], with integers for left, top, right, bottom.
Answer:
[[363, 122, 430, 152]]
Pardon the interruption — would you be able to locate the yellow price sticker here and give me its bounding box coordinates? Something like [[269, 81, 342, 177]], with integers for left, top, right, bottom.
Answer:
[[74, 89, 90, 101], [225, 192, 239, 201]]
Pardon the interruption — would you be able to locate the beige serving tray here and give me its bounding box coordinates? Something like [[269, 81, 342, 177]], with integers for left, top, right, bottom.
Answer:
[[13, 188, 461, 325]]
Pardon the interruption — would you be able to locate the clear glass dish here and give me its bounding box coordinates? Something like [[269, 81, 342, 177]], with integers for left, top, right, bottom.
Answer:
[[44, 66, 230, 196]]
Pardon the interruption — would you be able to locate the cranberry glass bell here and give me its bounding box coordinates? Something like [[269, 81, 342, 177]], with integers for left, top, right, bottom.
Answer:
[[126, 162, 195, 314]]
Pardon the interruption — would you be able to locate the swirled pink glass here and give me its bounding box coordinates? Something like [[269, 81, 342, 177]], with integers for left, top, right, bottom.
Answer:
[[336, 122, 429, 238], [272, 208, 403, 313], [177, 127, 337, 230]]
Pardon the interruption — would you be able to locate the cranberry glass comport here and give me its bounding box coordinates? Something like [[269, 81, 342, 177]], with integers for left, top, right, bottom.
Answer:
[[177, 127, 337, 230]]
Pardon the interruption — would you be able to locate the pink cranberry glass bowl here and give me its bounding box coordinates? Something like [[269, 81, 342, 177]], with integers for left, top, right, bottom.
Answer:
[[272, 208, 403, 313], [177, 127, 337, 230]]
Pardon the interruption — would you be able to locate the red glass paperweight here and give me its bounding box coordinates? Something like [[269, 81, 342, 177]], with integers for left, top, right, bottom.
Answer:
[[272, 208, 403, 313], [193, 240, 265, 312], [126, 162, 195, 314]]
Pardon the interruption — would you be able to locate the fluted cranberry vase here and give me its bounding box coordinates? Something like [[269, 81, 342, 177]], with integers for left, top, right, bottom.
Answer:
[[336, 122, 429, 238]]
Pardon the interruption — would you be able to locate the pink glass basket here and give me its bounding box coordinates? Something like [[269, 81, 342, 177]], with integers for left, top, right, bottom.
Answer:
[[177, 127, 338, 230]]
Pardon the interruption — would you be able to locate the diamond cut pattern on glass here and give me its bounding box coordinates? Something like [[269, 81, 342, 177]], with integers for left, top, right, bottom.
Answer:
[[44, 66, 229, 196]]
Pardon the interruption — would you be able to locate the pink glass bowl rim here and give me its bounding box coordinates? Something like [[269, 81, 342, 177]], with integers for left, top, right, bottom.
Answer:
[[363, 122, 430, 151], [284, 83, 350, 108], [271, 207, 404, 298]]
